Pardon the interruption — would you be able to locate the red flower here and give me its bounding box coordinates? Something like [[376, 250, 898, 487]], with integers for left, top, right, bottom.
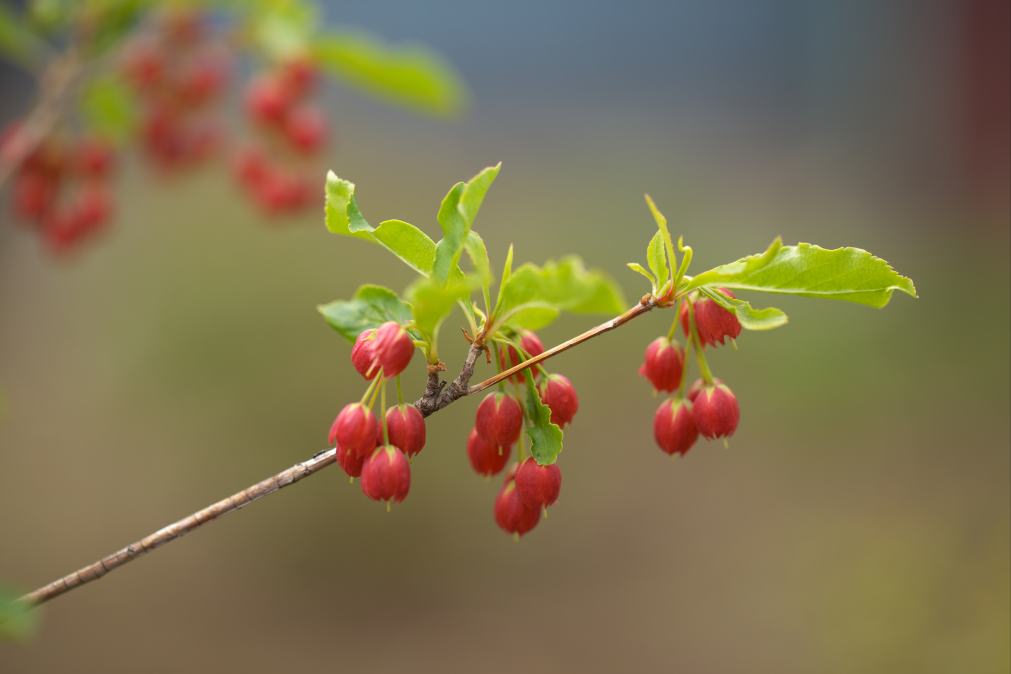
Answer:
[[350, 328, 379, 380], [653, 398, 698, 456], [514, 458, 562, 509], [466, 428, 510, 476], [540, 374, 579, 428], [692, 383, 740, 439], [474, 393, 523, 447], [284, 105, 327, 154], [499, 330, 545, 383], [329, 403, 380, 457], [360, 446, 411, 503], [494, 478, 541, 537], [680, 290, 742, 347], [385, 404, 426, 457], [336, 444, 366, 478], [639, 336, 685, 392], [373, 322, 414, 377]]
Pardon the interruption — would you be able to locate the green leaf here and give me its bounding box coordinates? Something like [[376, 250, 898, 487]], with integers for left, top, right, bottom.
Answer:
[[687, 241, 917, 308], [324, 172, 370, 236], [406, 275, 477, 359], [432, 164, 501, 282], [646, 230, 668, 291], [463, 231, 492, 287], [644, 194, 676, 286], [0, 5, 45, 66], [700, 287, 788, 331], [324, 172, 436, 275], [372, 220, 437, 275], [495, 243, 514, 310], [318, 284, 413, 342], [250, 0, 315, 59], [536, 256, 626, 314], [80, 76, 136, 142], [499, 302, 560, 332], [312, 30, 467, 116], [524, 376, 563, 465], [626, 260, 651, 284], [674, 235, 694, 286], [84, 0, 146, 55], [626, 262, 655, 288], [28, 0, 71, 31], [494, 256, 626, 331], [0, 588, 37, 642], [495, 263, 541, 315]]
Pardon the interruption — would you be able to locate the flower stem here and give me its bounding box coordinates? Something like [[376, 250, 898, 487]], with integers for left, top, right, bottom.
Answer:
[[380, 379, 388, 444], [359, 375, 381, 407], [686, 303, 714, 385], [666, 300, 681, 341]]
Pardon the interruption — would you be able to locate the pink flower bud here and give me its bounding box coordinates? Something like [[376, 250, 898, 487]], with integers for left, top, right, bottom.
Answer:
[[638, 336, 685, 392], [466, 428, 510, 476], [494, 478, 541, 537], [280, 56, 317, 97], [284, 104, 327, 154], [692, 383, 740, 439], [233, 146, 268, 189], [475, 393, 523, 448], [121, 38, 165, 90], [13, 171, 55, 220], [680, 289, 741, 347], [328, 403, 379, 458], [499, 330, 545, 383], [540, 373, 579, 428], [336, 444, 366, 478], [74, 186, 111, 233], [515, 458, 562, 508], [360, 445, 411, 503], [350, 328, 379, 380], [386, 404, 426, 457], [245, 74, 288, 125], [653, 398, 698, 456], [687, 377, 724, 402], [178, 57, 227, 105], [74, 138, 115, 177], [373, 321, 414, 377]]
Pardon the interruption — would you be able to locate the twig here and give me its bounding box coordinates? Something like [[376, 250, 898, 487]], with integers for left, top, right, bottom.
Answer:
[[20, 448, 338, 607], [0, 49, 83, 189], [19, 296, 661, 608], [469, 295, 657, 393]]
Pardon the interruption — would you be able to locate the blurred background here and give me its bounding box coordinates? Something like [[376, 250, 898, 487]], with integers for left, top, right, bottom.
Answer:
[[1, 1, 1008, 672]]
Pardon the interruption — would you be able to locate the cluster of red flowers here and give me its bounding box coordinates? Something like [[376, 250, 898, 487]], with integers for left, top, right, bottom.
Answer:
[[329, 322, 420, 504], [120, 10, 229, 170], [329, 325, 578, 538], [234, 57, 327, 214], [3, 128, 115, 254], [2, 8, 339, 255], [641, 289, 742, 456], [470, 331, 579, 538]]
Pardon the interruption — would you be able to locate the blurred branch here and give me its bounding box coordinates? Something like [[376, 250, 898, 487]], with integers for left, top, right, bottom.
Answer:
[[20, 296, 660, 608], [0, 47, 83, 189]]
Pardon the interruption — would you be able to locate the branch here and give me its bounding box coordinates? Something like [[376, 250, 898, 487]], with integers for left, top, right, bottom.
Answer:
[[19, 296, 659, 608], [413, 341, 485, 416], [469, 295, 657, 394], [0, 50, 83, 189], [20, 448, 338, 607]]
